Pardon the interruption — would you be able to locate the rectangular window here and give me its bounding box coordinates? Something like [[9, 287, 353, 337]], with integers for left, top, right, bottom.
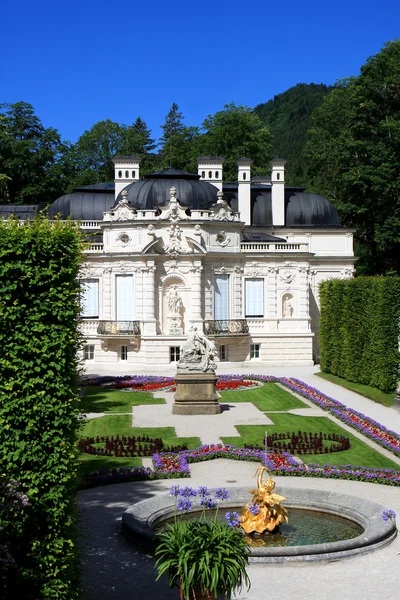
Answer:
[[170, 346, 181, 362], [245, 278, 264, 317], [84, 345, 95, 360], [250, 343, 260, 359], [120, 345, 128, 361], [214, 275, 229, 320], [81, 279, 99, 318], [219, 344, 226, 361], [116, 275, 134, 320]]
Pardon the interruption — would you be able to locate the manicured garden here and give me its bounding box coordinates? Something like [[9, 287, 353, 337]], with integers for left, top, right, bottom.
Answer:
[[77, 376, 400, 488]]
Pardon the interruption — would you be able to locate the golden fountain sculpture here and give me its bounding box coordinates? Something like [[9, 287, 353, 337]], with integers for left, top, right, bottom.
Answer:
[[240, 467, 288, 534]]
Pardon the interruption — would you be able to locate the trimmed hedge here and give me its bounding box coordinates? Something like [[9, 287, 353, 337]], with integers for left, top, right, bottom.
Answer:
[[0, 218, 83, 599], [319, 277, 400, 393]]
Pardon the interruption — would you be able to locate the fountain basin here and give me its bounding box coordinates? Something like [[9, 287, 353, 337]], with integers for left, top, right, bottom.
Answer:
[[122, 486, 397, 562]]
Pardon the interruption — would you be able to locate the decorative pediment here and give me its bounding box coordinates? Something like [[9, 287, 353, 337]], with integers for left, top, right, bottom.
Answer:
[[210, 191, 235, 221], [108, 190, 137, 222], [157, 187, 189, 222]]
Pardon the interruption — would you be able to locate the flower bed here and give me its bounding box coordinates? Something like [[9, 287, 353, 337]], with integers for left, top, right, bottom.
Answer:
[[78, 434, 188, 457], [79, 443, 400, 489], [83, 374, 259, 392]]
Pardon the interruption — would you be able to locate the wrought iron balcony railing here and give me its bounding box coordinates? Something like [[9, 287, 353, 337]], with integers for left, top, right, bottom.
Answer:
[[97, 321, 141, 336], [204, 319, 249, 336]]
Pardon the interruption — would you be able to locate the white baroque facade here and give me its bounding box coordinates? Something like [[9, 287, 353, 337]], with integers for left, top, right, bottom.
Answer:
[[49, 156, 355, 370]]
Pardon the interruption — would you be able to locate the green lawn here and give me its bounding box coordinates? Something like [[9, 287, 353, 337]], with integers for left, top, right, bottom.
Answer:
[[315, 372, 395, 407], [221, 413, 400, 470], [219, 383, 307, 411], [78, 415, 202, 473], [79, 385, 166, 413]]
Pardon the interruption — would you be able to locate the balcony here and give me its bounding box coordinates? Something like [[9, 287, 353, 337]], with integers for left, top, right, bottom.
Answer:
[[204, 319, 249, 336], [240, 242, 309, 252], [97, 321, 141, 336]]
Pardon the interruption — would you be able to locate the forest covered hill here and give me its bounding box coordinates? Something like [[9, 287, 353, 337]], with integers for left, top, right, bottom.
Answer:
[[254, 83, 334, 186]]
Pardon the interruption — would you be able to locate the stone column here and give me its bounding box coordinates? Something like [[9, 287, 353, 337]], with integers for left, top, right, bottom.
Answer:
[[143, 261, 157, 335], [102, 267, 112, 320], [190, 262, 203, 331]]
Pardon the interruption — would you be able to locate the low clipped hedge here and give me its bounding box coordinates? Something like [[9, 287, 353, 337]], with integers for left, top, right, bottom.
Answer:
[[319, 277, 400, 393], [0, 218, 83, 599]]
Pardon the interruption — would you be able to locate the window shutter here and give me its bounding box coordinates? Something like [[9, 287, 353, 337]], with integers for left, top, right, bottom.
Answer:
[[245, 279, 264, 317], [116, 275, 134, 320], [214, 275, 229, 320]]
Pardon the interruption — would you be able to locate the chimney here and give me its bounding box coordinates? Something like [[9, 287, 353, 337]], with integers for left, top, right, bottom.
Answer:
[[196, 156, 224, 192], [271, 158, 286, 226], [112, 155, 142, 200], [236, 157, 253, 226]]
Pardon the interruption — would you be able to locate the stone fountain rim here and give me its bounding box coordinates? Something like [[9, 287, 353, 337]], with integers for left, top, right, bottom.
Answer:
[[122, 485, 397, 563]]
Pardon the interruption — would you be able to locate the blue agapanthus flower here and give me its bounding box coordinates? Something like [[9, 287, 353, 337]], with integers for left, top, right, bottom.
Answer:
[[215, 488, 230, 501], [225, 511, 241, 528], [200, 497, 216, 509], [169, 485, 181, 497], [197, 486, 211, 497], [179, 486, 198, 498], [382, 509, 397, 522], [247, 502, 260, 515], [177, 498, 193, 512]]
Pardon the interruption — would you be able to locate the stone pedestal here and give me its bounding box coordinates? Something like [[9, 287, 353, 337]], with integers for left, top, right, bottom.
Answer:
[[173, 371, 221, 415]]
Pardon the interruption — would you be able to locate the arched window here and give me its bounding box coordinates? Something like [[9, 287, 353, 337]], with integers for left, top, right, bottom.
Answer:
[[125, 170, 129, 178], [243, 172, 246, 180], [202, 171, 205, 178], [132, 170, 136, 178], [277, 172, 280, 180], [208, 171, 212, 179], [215, 171, 219, 178], [118, 170, 122, 178]]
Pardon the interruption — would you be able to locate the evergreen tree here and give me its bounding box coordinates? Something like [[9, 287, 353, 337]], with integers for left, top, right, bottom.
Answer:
[[0, 102, 68, 205], [159, 103, 199, 171]]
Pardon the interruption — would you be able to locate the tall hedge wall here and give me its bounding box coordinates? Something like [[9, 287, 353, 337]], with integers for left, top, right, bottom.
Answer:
[[319, 277, 400, 393], [0, 218, 83, 598]]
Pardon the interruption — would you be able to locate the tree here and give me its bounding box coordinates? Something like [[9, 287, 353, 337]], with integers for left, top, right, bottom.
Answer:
[[67, 117, 158, 189], [195, 103, 273, 181], [0, 102, 68, 205], [305, 40, 400, 275], [159, 103, 200, 171]]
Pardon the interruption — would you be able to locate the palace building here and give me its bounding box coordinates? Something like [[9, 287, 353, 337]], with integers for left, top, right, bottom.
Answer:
[[18, 156, 356, 369]]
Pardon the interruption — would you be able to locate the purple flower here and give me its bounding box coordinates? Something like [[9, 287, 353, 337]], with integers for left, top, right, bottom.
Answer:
[[382, 509, 397, 522], [247, 502, 260, 515], [200, 497, 216, 509], [176, 498, 192, 512], [169, 485, 181, 497], [215, 488, 230, 501], [179, 486, 197, 498], [225, 511, 241, 527], [197, 486, 211, 497]]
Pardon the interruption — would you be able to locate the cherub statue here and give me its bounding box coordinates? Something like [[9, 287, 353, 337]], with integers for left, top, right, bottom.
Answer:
[[240, 467, 288, 534]]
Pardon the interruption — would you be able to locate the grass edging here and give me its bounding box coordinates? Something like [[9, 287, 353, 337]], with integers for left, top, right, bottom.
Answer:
[[315, 372, 395, 407]]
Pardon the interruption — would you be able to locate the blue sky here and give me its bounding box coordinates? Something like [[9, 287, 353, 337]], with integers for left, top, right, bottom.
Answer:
[[1, 0, 399, 144]]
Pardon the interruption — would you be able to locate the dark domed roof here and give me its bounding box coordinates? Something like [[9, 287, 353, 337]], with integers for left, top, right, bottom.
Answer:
[[47, 184, 115, 220], [285, 192, 341, 226], [114, 168, 219, 210]]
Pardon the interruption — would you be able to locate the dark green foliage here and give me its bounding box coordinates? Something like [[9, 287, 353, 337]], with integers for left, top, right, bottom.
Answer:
[[319, 277, 400, 393], [195, 103, 273, 181], [254, 84, 333, 185], [159, 103, 200, 172], [305, 41, 400, 275], [0, 218, 83, 598], [0, 102, 70, 205]]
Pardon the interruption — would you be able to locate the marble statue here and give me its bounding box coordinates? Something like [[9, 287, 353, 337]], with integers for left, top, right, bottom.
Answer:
[[283, 297, 294, 318], [178, 326, 217, 373], [166, 285, 183, 315]]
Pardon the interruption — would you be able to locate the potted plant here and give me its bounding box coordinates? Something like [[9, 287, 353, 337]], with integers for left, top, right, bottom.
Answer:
[[155, 485, 250, 600]]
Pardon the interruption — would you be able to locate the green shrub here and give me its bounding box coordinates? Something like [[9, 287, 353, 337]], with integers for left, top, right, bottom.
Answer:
[[319, 277, 400, 393], [0, 218, 83, 599]]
